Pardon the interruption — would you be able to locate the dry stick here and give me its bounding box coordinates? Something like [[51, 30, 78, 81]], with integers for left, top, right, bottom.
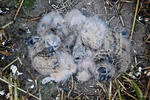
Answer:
[[1, 21, 14, 29], [14, 0, 24, 20], [109, 81, 112, 100], [2, 57, 22, 71], [112, 90, 118, 100], [118, 80, 127, 90], [144, 79, 150, 99], [130, 0, 139, 40], [0, 77, 40, 100], [0, 0, 24, 29], [122, 90, 138, 100], [97, 89, 103, 100], [145, 33, 150, 43], [142, 66, 150, 70], [60, 90, 64, 100]]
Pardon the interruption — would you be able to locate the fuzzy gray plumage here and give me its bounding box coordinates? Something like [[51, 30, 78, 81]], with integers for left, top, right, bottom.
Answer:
[[27, 9, 131, 84]]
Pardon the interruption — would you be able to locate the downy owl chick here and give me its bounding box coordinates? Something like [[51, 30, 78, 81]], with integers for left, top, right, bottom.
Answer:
[[81, 16, 107, 50], [94, 29, 131, 81], [37, 11, 69, 38], [41, 51, 77, 84], [64, 9, 86, 32]]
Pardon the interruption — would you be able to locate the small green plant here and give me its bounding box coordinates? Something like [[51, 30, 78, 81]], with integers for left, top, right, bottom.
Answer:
[[22, 0, 35, 13], [66, 0, 72, 10]]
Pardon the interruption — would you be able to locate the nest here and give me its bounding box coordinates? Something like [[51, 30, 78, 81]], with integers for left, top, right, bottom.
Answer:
[[27, 9, 131, 84]]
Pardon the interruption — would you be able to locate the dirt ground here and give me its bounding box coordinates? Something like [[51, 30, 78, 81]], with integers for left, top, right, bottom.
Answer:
[[0, 0, 150, 100]]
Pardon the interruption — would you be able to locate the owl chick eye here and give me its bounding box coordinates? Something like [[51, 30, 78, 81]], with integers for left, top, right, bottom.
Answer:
[[74, 57, 80, 62]]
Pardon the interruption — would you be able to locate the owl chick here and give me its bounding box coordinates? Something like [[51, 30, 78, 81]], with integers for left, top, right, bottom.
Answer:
[[72, 35, 87, 63], [27, 9, 131, 84], [30, 50, 77, 84], [64, 9, 86, 31], [41, 51, 77, 84], [42, 34, 62, 51], [81, 16, 107, 50], [27, 36, 44, 59], [37, 11, 69, 38], [76, 50, 96, 82], [94, 29, 131, 81]]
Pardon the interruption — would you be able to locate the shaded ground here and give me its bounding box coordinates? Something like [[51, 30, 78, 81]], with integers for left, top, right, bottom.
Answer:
[[0, 0, 150, 100]]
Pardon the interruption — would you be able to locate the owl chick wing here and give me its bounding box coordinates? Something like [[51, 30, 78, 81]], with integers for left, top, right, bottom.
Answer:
[[37, 11, 64, 35]]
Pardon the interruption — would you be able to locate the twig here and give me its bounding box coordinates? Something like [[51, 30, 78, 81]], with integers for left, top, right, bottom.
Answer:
[[109, 81, 112, 100], [118, 80, 127, 90], [97, 89, 103, 100], [14, 0, 24, 20], [0, 77, 40, 100], [130, 0, 140, 40], [28, 17, 41, 21], [142, 66, 150, 70], [144, 79, 150, 99], [122, 90, 138, 100], [145, 33, 150, 43], [60, 90, 64, 100], [112, 90, 118, 100], [2, 57, 21, 71], [1, 21, 14, 29], [0, 50, 11, 56]]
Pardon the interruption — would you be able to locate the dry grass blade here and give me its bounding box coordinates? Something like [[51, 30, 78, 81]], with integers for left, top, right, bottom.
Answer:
[[97, 89, 103, 100], [8, 75, 13, 100], [144, 79, 150, 99], [118, 80, 127, 90], [122, 89, 138, 100], [0, 50, 11, 56], [130, 0, 140, 40], [2, 57, 21, 71], [0, 29, 7, 40], [112, 90, 118, 100], [60, 90, 64, 100], [109, 81, 112, 100], [0, 77, 40, 100], [14, 0, 24, 20], [1, 21, 14, 29], [145, 33, 150, 43]]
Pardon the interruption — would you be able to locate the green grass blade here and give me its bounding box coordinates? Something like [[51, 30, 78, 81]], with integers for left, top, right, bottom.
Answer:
[[8, 75, 13, 100], [66, 0, 72, 9], [123, 76, 145, 100], [115, 79, 122, 100], [14, 80, 18, 100]]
